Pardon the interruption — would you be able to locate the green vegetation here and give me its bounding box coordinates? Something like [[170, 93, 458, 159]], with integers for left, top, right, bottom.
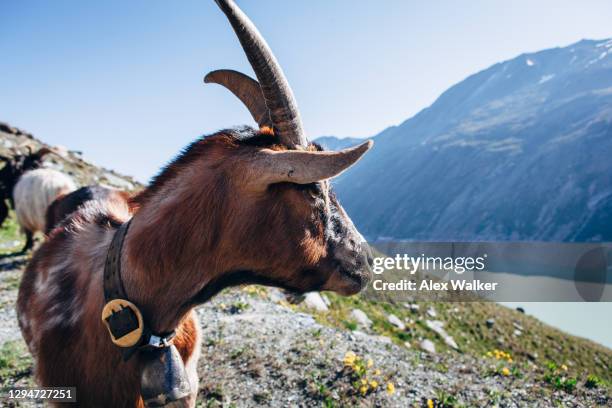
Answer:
[[0, 210, 24, 255], [290, 289, 612, 388], [0, 273, 21, 292], [585, 374, 606, 389], [0, 340, 32, 384], [433, 389, 462, 408], [303, 352, 395, 406], [543, 362, 578, 393]]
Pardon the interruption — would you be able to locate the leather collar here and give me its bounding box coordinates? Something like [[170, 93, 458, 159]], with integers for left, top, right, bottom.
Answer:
[[102, 219, 175, 361]]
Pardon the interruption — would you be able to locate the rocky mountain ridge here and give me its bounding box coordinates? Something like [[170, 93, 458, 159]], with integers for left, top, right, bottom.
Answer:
[[321, 38, 612, 242]]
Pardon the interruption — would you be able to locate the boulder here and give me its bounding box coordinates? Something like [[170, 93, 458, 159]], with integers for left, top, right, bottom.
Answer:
[[405, 303, 420, 312], [420, 339, 436, 354], [425, 320, 458, 350], [387, 314, 406, 330], [303, 293, 329, 312], [350, 309, 372, 328]]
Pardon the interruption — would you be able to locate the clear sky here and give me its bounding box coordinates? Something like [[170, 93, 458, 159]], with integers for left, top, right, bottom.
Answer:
[[2, 0, 612, 182]]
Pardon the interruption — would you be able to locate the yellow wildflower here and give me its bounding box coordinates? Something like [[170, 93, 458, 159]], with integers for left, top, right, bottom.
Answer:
[[343, 351, 356, 366], [386, 382, 395, 395], [561, 364, 568, 371], [501, 367, 510, 376], [374, 369, 381, 376], [370, 380, 379, 389], [361, 378, 368, 385], [359, 385, 368, 395], [427, 399, 434, 408], [367, 358, 374, 368]]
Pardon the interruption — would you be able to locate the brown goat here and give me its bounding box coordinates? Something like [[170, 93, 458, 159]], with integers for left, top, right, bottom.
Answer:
[[45, 185, 130, 235], [17, 1, 373, 406]]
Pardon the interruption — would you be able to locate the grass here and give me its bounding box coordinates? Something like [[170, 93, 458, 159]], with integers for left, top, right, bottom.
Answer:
[[585, 374, 606, 389], [290, 288, 612, 387], [0, 340, 32, 384], [0, 273, 21, 292], [0, 209, 24, 255]]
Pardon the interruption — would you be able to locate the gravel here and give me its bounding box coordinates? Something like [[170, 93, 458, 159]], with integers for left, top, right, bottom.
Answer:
[[0, 261, 609, 407]]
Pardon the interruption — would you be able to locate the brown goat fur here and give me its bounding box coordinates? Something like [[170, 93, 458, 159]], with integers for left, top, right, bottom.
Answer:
[[18, 127, 371, 407], [45, 186, 131, 235]]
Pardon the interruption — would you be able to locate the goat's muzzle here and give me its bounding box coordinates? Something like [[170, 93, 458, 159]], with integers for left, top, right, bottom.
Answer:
[[328, 241, 374, 295], [140, 345, 192, 407]]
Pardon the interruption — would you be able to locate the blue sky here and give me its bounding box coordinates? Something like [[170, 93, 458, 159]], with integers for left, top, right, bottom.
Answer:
[[2, 0, 612, 182]]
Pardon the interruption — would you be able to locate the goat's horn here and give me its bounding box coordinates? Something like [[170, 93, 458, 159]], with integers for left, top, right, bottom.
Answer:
[[36, 147, 54, 157], [214, 0, 307, 148], [205, 69, 273, 129], [250, 140, 373, 186]]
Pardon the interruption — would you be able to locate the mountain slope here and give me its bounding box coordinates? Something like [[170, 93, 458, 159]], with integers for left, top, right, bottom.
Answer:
[[333, 39, 612, 242], [314, 136, 364, 151]]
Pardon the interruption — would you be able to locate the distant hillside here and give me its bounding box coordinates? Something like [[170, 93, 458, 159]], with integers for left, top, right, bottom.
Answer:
[[331, 38, 612, 242], [314, 136, 364, 151], [0, 121, 141, 191]]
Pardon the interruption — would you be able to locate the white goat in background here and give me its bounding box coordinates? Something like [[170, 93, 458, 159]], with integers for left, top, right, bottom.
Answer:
[[13, 168, 76, 252]]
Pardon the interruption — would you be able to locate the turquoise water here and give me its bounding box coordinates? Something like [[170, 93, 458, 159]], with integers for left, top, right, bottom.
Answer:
[[500, 302, 612, 349]]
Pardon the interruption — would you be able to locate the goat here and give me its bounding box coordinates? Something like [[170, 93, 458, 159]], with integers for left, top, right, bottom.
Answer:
[[13, 168, 76, 252], [0, 146, 54, 229], [45, 186, 130, 235], [17, 1, 373, 406]]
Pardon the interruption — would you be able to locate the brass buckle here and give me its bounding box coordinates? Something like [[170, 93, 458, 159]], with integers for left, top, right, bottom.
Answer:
[[101, 299, 144, 348]]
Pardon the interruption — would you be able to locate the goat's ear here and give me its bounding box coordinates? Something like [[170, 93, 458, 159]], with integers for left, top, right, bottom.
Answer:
[[246, 140, 373, 188]]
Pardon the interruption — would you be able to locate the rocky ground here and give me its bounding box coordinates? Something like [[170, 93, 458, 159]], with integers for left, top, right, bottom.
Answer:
[[0, 255, 609, 407]]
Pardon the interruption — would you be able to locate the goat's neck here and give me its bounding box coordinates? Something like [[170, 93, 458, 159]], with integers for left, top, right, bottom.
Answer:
[[120, 173, 231, 333]]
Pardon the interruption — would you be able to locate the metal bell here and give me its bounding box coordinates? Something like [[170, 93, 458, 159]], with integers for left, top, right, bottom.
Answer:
[[140, 344, 192, 407]]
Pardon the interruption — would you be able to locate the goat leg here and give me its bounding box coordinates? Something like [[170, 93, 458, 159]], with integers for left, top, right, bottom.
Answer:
[[21, 229, 33, 253]]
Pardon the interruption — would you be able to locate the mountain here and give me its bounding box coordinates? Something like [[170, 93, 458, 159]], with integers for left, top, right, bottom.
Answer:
[[314, 136, 364, 151], [332, 38, 612, 242]]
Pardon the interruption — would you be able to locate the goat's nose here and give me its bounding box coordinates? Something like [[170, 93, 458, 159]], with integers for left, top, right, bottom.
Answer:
[[360, 243, 374, 271], [366, 251, 374, 268]]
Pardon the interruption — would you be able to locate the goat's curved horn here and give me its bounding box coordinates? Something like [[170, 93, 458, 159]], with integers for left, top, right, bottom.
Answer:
[[205, 69, 273, 129], [249, 140, 373, 186], [214, 0, 307, 148], [36, 147, 54, 157]]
